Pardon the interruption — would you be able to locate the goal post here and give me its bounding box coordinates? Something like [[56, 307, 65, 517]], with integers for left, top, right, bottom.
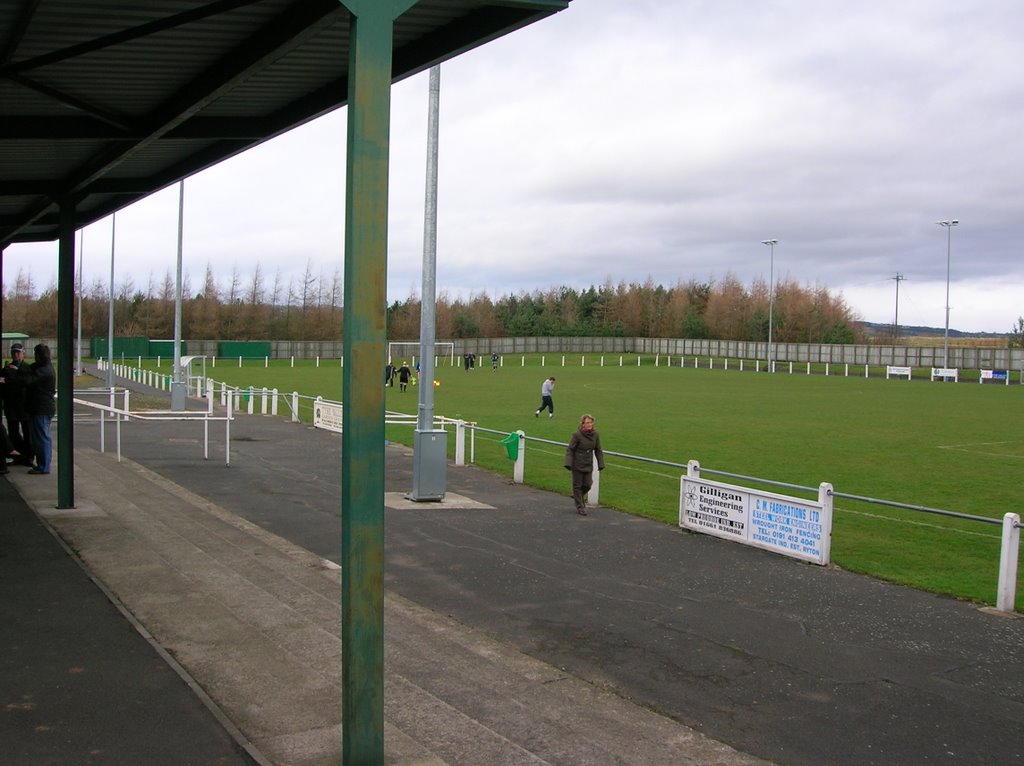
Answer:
[[388, 341, 455, 367]]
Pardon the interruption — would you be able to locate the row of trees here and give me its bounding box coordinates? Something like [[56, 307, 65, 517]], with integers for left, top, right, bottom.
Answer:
[[388, 277, 863, 344], [2, 263, 342, 342], [3, 265, 862, 344]]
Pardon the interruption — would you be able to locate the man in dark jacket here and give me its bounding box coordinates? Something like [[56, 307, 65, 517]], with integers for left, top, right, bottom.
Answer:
[[26, 343, 56, 475], [2, 342, 33, 466], [564, 413, 605, 516]]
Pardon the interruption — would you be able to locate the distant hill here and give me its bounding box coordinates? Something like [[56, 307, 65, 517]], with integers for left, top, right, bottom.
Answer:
[[858, 321, 1009, 340]]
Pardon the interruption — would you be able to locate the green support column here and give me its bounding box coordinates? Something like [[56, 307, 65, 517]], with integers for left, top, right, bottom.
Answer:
[[338, 2, 416, 763], [56, 200, 76, 509]]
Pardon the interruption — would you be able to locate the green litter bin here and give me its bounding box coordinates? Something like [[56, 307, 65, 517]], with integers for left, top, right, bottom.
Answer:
[[500, 432, 519, 460]]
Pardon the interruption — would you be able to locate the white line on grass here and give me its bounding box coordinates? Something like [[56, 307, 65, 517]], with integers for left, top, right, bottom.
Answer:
[[937, 441, 1024, 459], [838, 507, 1001, 539]]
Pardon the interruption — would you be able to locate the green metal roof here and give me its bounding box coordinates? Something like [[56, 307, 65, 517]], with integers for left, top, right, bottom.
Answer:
[[0, 0, 570, 248]]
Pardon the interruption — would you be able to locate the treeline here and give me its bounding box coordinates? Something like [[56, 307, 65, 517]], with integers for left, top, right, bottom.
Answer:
[[2, 266, 862, 345], [1, 263, 342, 341], [388, 276, 862, 344]]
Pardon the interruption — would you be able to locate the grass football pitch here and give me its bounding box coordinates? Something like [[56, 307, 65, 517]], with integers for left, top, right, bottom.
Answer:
[[146, 354, 1024, 610]]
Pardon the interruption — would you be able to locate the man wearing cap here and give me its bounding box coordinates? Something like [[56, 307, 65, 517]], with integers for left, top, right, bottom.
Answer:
[[1, 342, 33, 467]]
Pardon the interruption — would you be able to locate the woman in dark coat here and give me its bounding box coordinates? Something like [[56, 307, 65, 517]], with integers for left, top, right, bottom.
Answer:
[[26, 343, 56, 475], [564, 414, 605, 516]]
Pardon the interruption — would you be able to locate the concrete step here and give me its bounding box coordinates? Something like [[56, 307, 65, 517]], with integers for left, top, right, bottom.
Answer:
[[14, 447, 766, 766]]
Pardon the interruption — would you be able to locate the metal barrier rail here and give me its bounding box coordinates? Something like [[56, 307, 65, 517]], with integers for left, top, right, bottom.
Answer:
[[470, 425, 1021, 614], [73, 389, 234, 465], [162, 376, 1022, 613]]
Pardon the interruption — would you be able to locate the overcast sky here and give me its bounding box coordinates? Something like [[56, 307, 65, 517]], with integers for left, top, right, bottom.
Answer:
[[4, 0, 1023, 333]]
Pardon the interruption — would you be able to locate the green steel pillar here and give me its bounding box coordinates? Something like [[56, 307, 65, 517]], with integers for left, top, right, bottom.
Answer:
[[56, 199, 76, 509], [338, 1, 415, 763]]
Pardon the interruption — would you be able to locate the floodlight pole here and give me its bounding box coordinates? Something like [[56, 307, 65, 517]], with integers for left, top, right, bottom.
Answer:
[[76, 229, 84, 375], [171, 180, 186, 411], [762, 239, 777, 371], [408, 64, 446, 501], [106, 212, 115, 388], [937, 220, 958, 369], [891, 272, 904, 341]]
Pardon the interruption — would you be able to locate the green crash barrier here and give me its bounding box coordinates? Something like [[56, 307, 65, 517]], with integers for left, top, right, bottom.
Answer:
[[500, 432, 519, 460]]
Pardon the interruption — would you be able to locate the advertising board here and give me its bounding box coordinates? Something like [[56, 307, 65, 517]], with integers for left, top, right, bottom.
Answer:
[[313, 399, 343, 433], [680, 470, 832, 565]]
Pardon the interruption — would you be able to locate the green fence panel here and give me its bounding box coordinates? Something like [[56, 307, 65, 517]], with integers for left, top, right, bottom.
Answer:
[[91, 336, 149, 358], [218, 341, 271, 358], [149, 339, 186, 357]]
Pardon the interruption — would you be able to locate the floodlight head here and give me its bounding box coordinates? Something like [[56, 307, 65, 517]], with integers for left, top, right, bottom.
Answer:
[[936, 220, 959, 227], [761, 239, 778, 246]]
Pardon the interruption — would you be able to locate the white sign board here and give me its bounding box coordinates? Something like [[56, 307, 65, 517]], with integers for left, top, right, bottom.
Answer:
[[313, 399, 343, 433], [979, 369, 1009, 385], [930, 367, 959, 382], [680, 475, 832, 565]]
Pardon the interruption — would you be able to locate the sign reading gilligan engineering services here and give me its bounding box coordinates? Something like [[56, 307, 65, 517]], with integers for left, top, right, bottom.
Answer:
[[679, 465, 833, 565]]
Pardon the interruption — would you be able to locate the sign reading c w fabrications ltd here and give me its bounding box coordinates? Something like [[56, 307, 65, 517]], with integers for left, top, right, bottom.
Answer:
[[680, 469, 833, 565]]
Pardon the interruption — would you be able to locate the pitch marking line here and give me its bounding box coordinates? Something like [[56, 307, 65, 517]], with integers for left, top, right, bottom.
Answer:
[[937, 440, 1024, 458]]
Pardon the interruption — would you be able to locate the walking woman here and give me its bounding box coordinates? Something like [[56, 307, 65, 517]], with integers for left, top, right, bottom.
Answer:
[[564, 414, 605, 515]]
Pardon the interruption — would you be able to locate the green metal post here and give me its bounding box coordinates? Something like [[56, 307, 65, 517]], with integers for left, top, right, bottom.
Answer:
[[57, 200, 76, 509], [338, 1, 415, 763]]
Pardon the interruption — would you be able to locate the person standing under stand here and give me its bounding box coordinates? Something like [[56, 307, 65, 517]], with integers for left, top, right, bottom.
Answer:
[[397, 361, 412, 392], [564, 414, 605, 516], [534, 376, 556, 418], [1, 342, 33, 466], [25, 343, 56, 475], [384, 362, 395, 387]]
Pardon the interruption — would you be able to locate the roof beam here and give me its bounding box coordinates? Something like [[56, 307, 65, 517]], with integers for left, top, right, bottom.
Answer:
[[0, 0, 41, 66], [0, 0, 262, 76]]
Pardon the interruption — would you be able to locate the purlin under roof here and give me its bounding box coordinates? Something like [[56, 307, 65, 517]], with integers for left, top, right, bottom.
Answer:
[[0, 0, 569, 249]]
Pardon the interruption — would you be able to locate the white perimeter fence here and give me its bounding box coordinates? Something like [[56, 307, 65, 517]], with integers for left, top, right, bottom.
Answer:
[[94, 361, 1023, 614], [72, 335, 1024, 372], [99, 351, 1024, 385]]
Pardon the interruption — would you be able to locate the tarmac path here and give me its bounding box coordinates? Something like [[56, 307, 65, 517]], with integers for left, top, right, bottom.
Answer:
[[69, 406, 1023, 766]]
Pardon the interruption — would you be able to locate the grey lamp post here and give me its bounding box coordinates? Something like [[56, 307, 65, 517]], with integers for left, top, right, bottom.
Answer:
[[761, 239, 777, 371], [936, 220, 958, 369]]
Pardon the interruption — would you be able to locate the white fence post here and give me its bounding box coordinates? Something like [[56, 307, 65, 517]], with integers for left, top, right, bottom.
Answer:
[[513, 430, 525, 484], [225, 394, 232, 465], [291, 392, 299, 423], [455, 420, 466, 466], [996, 513, 1021, 612], [589, 453, 601, 506], [819, 483, 834, 565], [271, 388, 279, 416]]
